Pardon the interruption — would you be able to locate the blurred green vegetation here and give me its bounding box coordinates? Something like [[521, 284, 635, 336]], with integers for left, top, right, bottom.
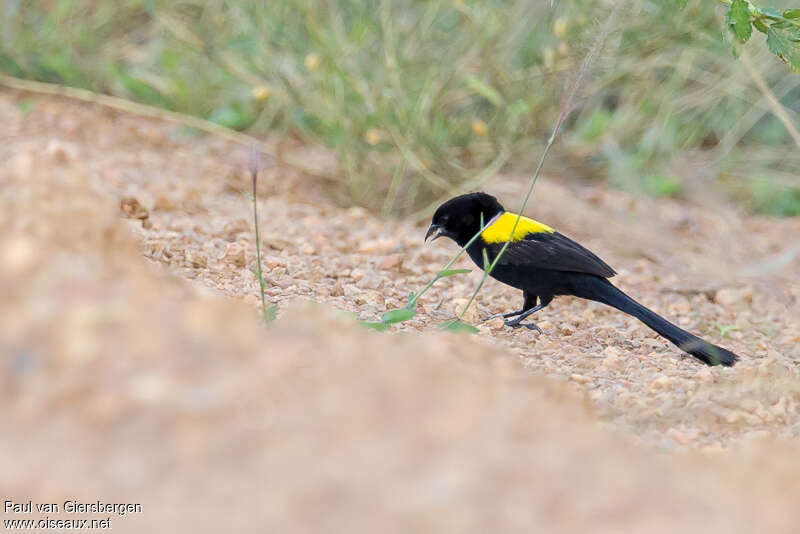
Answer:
[[2, 0, 799, 216]]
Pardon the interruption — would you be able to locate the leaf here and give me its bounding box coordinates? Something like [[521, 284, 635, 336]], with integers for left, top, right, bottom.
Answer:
[[360, 321, 390, 331], [0, 52, 25, 77], [712, 322, 740, 337], [784, 9, 800, 18], [771, 20, 795, 29], [482, 247, 490, 270], [381, 308, 416, 324], [727, 0, 752, 43], [466, 75, 505, 107], [406, 291, 416, 308], [760, 7, 783, 19], [264, 305, 278, 322], [115, 69, 172, 108], [437, 320, 480, 334], [753, 18, 769, 33], [438, 269, 471, 278], [676, 0, 688, 9], [209, 104, 252, 130], [766, 25, 800, 72]]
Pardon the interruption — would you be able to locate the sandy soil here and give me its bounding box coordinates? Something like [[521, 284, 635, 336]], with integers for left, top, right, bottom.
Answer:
[[2, 90, 800, 532]]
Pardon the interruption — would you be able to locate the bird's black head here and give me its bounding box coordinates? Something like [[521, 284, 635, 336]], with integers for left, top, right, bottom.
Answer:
[[425, 192, 505, 246]]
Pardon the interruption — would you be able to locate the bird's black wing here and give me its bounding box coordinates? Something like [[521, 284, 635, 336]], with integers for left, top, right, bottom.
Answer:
[[491, 231, 616, 278]]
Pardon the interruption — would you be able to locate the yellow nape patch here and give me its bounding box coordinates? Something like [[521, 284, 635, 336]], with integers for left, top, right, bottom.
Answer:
[[481, 212, 554, 243]]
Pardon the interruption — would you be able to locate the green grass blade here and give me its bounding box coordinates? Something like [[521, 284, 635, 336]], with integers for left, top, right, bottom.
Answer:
[[438, 320, 480, 334], [360, 321, 391, 331], [381, 308, 416, 324], [438, 269, 471, 277]]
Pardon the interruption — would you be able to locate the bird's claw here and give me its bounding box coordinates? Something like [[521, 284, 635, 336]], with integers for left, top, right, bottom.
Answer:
[[504, 318, 543, 333], [522, 323, 544, 333]]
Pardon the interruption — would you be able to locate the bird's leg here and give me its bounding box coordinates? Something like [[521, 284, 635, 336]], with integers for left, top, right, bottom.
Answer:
[[504, 295, 552, 332], [503, 304, 545, 332], [482, 309, 526, 321], [483, 292, 538, 322]]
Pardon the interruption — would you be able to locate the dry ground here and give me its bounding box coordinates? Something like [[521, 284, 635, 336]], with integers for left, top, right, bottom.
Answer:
[[2, 90, 800, 532]]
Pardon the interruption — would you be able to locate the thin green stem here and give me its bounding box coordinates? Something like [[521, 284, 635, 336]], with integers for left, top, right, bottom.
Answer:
[[409, 217, 492, 309], [457, 120, 562, 320], [252, 191, 269, 321], [456, 3, 617, 322], [490, 118, 562, 270], [457, 247, 492, 320], [250, 148, 271, 322]]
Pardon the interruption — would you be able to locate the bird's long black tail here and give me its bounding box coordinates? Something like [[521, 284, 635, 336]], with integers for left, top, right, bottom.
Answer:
[[573, 276, 738, 366]]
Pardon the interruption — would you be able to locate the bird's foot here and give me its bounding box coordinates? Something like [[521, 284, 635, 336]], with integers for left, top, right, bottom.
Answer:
[[504, 318, 543, 333], [482, 313, 507, 322]]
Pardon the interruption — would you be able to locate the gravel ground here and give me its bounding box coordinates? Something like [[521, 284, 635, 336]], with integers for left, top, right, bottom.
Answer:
[[3, 92, 799, 450], [3, 91, 800, 531]]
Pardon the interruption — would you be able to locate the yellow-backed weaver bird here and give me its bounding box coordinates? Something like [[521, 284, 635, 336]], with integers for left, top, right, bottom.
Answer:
[[425, 192, 738, 366]]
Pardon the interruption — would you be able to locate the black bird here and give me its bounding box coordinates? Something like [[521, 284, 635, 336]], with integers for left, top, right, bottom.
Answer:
[[425, 192, 738, 366]]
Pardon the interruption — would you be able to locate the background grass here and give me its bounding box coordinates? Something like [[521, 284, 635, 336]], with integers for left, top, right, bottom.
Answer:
[[2, 0, 799, 216]]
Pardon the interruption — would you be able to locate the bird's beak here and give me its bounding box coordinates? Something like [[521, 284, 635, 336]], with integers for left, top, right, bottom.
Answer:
[[425, 223, 444, 242]]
